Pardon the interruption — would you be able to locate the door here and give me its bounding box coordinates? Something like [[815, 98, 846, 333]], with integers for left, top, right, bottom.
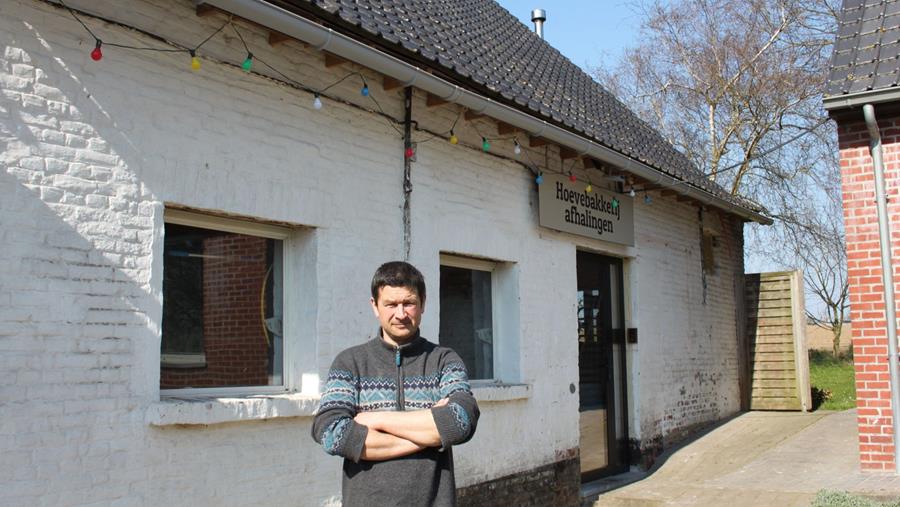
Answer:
[[577, 251, 628, 481]]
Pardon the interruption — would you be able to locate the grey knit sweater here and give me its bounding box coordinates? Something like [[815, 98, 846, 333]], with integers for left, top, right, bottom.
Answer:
[[312, 334, 480, 507]]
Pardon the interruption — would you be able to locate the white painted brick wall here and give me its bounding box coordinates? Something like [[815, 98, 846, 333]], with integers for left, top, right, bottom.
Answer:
[[1, 0, 744, 504], [631, 200, 744, 443]]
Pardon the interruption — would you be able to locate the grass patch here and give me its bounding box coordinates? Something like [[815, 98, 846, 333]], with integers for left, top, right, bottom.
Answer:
[[809, 350, 856, 411], [813, 490, 900, 507]]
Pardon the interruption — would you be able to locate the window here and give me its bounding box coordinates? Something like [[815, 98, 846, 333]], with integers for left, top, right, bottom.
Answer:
[[160, 209, 290, 393], [440, 261, 493, 379], [438, 254, 521, 382]]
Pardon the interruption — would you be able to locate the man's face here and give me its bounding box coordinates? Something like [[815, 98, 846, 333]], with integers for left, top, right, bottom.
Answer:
[[370, 285, 424, 345]]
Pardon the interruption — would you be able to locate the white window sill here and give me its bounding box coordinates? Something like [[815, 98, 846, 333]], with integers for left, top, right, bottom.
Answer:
[[471, 382, 531, 403], [147, 384, 532, 427], [146, 393, 320, 426], [160, 353, 207, 369]]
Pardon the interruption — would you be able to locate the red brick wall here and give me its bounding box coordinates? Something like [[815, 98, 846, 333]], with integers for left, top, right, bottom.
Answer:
[[838, 118, 900, 472], [457, 455, 580, 506], [161, 235, 271, 388]]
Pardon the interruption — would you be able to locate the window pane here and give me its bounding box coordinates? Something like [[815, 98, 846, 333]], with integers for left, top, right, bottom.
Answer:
[[161, 223, 283, 389], [609, 264, 620, 330], [439, 265, 493, 380]]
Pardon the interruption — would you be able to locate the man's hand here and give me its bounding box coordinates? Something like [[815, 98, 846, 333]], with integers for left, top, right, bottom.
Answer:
[[353, 410, 383, 431]]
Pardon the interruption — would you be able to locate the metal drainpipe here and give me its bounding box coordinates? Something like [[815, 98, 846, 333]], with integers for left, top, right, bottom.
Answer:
[[402, 87, 413, 261], [862, 103, 900, 474]]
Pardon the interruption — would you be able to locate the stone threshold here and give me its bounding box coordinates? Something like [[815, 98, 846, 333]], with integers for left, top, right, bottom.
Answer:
[[580, 470, 648, 506]]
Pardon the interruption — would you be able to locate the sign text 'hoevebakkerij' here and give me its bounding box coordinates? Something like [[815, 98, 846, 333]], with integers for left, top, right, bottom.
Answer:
[[538, 172, 634, 246]]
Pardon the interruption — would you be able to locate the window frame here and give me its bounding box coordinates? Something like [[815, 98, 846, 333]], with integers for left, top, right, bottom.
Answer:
[[439, 253, 519, 383], [159, 208, 294, 398]]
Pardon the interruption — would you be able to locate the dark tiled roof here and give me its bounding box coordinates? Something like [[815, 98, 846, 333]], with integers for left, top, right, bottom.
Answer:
[[282, 0, 759, 210], [825, 0, 900, 98]]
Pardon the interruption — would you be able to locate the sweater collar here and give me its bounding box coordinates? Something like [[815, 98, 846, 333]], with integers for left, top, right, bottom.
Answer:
[[370, 329, 426, 359]]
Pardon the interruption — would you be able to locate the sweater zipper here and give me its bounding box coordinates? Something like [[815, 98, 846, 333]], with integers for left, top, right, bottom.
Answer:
[[395, 347, 405, 411]]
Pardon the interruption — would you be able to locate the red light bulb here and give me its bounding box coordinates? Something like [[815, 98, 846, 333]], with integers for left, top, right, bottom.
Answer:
[[569, 173, 577, 182], [90, 40, 102, 61], [405, 147, 415, 158]]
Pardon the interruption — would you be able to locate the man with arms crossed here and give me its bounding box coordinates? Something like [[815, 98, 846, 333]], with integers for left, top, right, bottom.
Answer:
[[312, 261, 480, 507]]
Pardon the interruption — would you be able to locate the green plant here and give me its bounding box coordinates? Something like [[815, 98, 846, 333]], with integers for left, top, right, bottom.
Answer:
[[813, 490, 900, 507], [811, 386, 833, 410]]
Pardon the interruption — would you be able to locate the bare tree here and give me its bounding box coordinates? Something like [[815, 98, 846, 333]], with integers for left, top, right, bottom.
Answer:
[[801, 226, 849, 357], [770, 174, 849, 356], [596, 0, 838, 191], [594, 0, 848, 351]]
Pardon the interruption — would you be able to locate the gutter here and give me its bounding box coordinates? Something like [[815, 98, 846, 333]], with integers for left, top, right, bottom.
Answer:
[[862, 104, 900, 474], [824, 87, 900, 112], [203, 0, 772, 225]]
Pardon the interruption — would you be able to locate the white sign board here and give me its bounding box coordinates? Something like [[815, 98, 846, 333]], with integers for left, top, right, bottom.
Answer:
[[538, 173, 634, 246]]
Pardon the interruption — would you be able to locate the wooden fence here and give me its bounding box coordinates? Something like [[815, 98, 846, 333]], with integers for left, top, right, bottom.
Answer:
[[745, 271, 811, 411]]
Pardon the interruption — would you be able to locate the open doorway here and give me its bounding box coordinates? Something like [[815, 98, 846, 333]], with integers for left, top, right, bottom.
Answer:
[[577, 250, 629, 481]]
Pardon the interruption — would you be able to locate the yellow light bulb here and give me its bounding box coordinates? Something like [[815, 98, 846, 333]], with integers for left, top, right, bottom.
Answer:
[[449, 133, 458, 145], [191, 56, 201, 71], [585, 184, 593, 193]]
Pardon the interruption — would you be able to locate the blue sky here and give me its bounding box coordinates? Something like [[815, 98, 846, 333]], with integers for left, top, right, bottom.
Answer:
[[495, 1, 643, 71], [497, 2, 801, 280]]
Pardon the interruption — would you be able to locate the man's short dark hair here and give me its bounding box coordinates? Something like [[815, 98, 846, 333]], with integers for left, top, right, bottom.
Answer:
[[371, 261, 426, 303]]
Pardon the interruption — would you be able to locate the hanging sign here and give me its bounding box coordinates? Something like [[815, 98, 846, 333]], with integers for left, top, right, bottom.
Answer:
[[538, 173, 634, 246]]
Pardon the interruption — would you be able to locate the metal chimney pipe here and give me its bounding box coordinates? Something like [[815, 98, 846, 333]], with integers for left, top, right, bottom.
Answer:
[[531, 9, 546, 39]]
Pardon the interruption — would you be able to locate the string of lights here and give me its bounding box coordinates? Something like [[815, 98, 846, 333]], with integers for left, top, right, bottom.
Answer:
[[54, 0, 639, 198]]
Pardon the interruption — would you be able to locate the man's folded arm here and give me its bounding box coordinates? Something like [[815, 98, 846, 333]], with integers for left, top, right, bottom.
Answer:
[[430, 357, 480, 448], [351, 357, 480, 449], [315, 409, 429, 462], [359, 429, 427, 461], [311, 359, 369, 463], [354, 406, 443, 447], [312, 415, 369, 462]]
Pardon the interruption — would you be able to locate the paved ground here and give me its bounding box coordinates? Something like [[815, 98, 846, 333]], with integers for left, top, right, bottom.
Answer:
[[584, 410, 900, 506]]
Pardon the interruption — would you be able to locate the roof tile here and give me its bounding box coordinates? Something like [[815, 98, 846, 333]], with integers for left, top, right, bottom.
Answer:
[[827, 0, 900, 99], [872, 69, 899, 88]]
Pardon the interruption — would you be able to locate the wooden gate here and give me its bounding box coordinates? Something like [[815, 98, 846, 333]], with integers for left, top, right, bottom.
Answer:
[[745, 271, 811, 411]]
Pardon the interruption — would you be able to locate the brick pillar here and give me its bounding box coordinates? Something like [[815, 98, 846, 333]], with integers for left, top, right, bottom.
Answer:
[[838, 118, 900, 472]]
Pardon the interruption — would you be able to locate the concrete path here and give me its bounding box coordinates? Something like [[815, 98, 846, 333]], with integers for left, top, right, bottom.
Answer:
[[585, 410, 900, 506]]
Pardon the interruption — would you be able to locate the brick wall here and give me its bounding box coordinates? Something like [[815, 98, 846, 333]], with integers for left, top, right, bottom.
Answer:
[[837, 118, 900, 472], [0, 0, 747, 504], [160, 235, 271, 388], [456, 455, 580, 507], [630, 201, 745, 461]]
